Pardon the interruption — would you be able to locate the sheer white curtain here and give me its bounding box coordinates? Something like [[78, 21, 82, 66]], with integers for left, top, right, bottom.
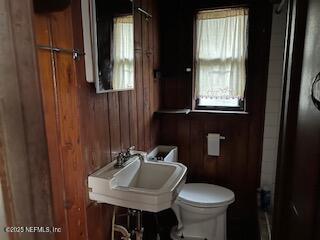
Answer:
[[113, 15, 134, 90], [195, 8, 248, 100]]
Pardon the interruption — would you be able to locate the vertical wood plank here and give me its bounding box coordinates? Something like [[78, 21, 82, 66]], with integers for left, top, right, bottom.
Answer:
[[128, 89, 138, 148], [119, 92, 131, 150], [189, 117, 204, 182], [203, 116, 219, 183], [135, 50, 145, 150], [33, 13, 68, 240], [108, 92, 121, 158], [141, 0, 151, 151], [176, 116, 190, 167]]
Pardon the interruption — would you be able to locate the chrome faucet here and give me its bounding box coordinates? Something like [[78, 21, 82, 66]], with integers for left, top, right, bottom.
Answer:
[[114, 146, 144, 168]]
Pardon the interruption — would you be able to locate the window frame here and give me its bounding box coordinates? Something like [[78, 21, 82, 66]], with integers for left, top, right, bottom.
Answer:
[[192, 5, 249, 112]]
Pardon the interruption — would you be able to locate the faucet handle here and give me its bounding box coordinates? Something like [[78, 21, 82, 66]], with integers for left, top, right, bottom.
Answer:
[[128, 146, 135, 151], [114, 152, 126, 168], [126, 146, 135, 155], [116, 152, 126, 162]]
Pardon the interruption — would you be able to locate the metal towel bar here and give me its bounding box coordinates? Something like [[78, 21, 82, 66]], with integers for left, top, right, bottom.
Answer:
[[137, 7, 152, 19], [36, 45, 85, 61]]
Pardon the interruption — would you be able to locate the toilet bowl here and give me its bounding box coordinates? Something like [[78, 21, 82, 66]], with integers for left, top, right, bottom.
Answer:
[[171, 183, 235, 240]]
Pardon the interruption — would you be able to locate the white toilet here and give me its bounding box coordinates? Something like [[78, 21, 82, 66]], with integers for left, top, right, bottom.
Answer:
[[171, 183, 235, 240], [147, 146, 235, 240]]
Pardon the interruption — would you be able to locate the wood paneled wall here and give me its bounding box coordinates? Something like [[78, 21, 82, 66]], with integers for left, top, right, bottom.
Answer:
[[33, 0, 160, 239], [158, 0, 273, 239]]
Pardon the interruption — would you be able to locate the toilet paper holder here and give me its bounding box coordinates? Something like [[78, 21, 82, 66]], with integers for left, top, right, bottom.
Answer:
[[207, 135, 226, 140]]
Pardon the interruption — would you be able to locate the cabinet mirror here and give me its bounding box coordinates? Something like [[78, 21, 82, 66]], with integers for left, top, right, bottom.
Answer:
[[82, 0, 134, 93]]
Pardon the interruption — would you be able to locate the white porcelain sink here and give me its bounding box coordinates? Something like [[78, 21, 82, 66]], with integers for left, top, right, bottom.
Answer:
[[88, 156, 187, 212]]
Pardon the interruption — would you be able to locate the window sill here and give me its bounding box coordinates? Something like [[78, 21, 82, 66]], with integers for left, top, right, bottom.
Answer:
[[191, 109, 249, 115], [155, 109, 249, 116]]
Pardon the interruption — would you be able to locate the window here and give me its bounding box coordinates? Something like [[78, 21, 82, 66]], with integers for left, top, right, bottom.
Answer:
[[194, 8, 249, 110], [112, 15, 134, 90]]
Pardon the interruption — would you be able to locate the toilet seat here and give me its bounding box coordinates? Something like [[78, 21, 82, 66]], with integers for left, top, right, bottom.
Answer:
[[177, 183, 235, 208]]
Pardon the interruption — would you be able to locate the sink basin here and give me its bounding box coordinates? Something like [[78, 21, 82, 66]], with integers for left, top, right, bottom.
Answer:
[[88, 156, 187, 212]]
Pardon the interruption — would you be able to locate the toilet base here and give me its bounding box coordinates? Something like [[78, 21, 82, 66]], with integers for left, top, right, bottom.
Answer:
[[171, 226, 204, 240], [171, 183, 234, 240], [170, 210, 227, 240]]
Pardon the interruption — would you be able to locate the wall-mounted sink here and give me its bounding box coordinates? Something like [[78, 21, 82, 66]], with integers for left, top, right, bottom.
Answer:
[[88, 156, 187, 212]]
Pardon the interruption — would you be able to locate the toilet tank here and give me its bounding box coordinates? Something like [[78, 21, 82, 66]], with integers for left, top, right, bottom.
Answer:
[[147, 146, 178, 162]]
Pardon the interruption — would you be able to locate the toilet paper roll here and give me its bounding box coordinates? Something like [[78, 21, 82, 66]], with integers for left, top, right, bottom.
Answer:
[[207, 133, 220, 156]]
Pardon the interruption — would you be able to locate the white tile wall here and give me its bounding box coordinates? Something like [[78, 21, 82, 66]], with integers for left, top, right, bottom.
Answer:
[[260, 6, 287, 205]]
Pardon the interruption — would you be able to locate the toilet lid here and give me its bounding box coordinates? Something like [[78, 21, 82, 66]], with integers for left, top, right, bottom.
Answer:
[[178, 183, 235, 208]]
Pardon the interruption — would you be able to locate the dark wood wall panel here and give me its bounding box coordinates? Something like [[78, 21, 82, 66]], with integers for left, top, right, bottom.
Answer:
[[135, 50, 145, 150], [160, 114, 249, 187], [119, 92, 131, 150], [33, 0, 160, 239], [160, 114, 256, 238], [108, 92, 122, 157], [150, 0, 161, 148], [129, 78, 139, 148]]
